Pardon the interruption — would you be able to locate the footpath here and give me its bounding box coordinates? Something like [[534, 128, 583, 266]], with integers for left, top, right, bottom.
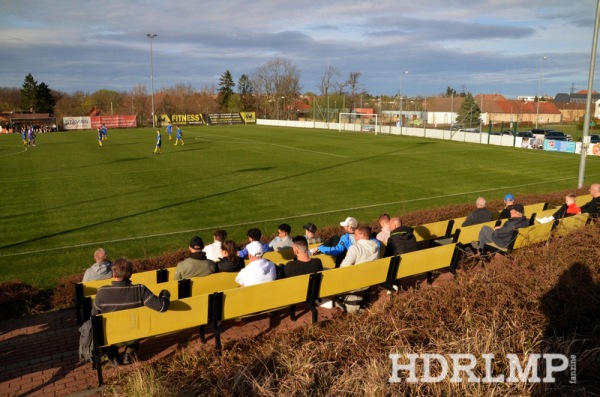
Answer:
[[0, 301, 341, 396]]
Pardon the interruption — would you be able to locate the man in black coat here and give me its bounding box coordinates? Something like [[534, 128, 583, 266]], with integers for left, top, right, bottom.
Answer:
[[384, 217, 418, 257], [581, 183, 600, 217]]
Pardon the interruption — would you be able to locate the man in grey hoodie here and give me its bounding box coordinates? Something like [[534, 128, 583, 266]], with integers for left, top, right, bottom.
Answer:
[[83, 248, 112, 282], [336, 225, 380, 313], [340, 225, 380, 267]]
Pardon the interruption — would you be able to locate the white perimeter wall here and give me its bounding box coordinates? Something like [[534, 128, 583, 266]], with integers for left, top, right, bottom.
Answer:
[[258, 119, 519, 148]]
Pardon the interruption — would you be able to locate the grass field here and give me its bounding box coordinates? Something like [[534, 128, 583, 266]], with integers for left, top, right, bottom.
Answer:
[[1, 125, 599, 289]]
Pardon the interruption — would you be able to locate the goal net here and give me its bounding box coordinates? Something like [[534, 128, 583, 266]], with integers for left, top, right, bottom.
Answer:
[[339, 112, 379, 134]]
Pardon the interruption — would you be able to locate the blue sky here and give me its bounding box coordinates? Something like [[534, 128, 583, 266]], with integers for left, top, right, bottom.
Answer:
[[0, 0, 597, 98]]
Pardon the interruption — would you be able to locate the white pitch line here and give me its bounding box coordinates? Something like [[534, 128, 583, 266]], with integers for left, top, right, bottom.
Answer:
[[193, 132, 347, 158], [0, 146, 28, 158], [1, 173, 596, 259]]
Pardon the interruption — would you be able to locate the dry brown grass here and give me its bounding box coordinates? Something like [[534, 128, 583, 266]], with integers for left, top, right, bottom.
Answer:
[[115, 221, 600, 396], [1, 188, 598, 395]]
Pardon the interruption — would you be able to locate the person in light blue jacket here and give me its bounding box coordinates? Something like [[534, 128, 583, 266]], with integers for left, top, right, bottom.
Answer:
[[312, 217, 381, 259]]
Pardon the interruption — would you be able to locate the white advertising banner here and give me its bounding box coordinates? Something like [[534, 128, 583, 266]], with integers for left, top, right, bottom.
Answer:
[[63, 117, 91, 130]]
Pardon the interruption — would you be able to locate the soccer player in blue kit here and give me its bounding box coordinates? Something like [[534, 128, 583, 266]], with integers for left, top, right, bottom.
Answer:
[[166, 122, 173, 140], [154, 130, 162, 154], [174, 126, 184, 146]]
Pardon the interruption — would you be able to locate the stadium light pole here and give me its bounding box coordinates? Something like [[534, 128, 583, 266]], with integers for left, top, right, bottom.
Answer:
[[147, 33, 157, 128], [399, 71, 408, 133], [535, 56, 547, 128]]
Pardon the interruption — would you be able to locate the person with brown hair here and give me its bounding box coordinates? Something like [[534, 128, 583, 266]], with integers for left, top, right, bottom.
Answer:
[[92, 257, 170, 366], [216, 240, 245, 273]]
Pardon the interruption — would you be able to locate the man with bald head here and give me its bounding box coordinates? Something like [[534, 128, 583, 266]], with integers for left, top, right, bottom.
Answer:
[[580, 183, 600, 217], [462, 197, 493, 227], [83, 248, 112, 282], [384, 217, 418, 257]]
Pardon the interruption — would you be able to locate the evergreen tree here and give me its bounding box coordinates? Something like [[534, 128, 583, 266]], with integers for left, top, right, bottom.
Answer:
[[456, 93, 480, 127], [36, 82, 55, 114], [238, 74, 254, 111], [218, 70, 235, 110], [21, 73, 38, 112]]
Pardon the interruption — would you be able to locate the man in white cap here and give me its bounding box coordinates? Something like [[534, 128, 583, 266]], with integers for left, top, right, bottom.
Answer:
[[235, 241, 276, 287], [311, 216, 359, 261]]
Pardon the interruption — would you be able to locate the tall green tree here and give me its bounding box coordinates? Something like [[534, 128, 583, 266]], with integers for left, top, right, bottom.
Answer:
[[456, 93, 480, 127], [21, 73, 38, 112], [218, 70, 235, 111], [238, 74, 254, 111], [36, 82, 55, 113]]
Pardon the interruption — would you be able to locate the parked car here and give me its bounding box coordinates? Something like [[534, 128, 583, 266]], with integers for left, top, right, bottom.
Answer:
[[459, 128, 480, 133], [517, 131, 534, 138], [530, 128, 556, 135], [544, 131, 569, 141], [589, 134, 600, 143]]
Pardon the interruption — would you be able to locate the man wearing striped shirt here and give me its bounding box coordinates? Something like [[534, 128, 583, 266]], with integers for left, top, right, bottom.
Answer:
[[92, 257, 170, 366]]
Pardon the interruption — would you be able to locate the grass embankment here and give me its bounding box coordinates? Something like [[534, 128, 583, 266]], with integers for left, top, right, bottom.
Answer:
[[117, 221, 600, 396], [1, 189, 598, 395]]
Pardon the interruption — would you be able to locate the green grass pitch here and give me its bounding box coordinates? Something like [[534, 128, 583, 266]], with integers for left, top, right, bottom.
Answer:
[[0, 125, 598, 289]]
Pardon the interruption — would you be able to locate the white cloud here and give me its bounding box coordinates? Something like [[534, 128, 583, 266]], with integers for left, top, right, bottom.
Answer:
[[0, 0, 596, 97]]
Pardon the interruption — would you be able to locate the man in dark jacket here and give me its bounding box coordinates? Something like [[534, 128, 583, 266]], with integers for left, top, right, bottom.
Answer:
[[476, 203, 529, 254], [580, 183, 600, 217], [462, 197, 493, 227], [93, 257, 170, 366], [384, 217, 418, 257]]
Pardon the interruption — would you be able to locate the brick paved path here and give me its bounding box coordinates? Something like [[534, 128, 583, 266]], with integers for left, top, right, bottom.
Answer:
[[0, 303, 338, 397]]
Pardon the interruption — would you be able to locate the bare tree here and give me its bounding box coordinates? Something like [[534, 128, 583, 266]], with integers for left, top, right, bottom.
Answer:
[[253, 58, 302, 119], [318, 66, 340, 96], [345, 72, 362, 110]]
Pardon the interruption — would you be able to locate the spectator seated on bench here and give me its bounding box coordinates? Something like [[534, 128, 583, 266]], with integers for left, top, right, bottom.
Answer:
[[303, 222, 322, 245], [83, 248, 112, 282], [334, 225, 380, 313], [536, 194, 581, 224], [266, 223, 293, 252], [235, 241, 276, 287], [280, 236, 323, 279], [174, 236, 216, 280], [580, 183, 600, 218], [476, 204, 528, 256], [383, 217, 418, 257], [215, 240, 245, 273], [462, 197, 493, 227], [92, 258, 170, 367]]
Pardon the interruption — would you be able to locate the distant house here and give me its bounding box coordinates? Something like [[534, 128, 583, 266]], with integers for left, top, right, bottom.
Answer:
[[554, 91, 598, 122], [424, 94, 561, 127]]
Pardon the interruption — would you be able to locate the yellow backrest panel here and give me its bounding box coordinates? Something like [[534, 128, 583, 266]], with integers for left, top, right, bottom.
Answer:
[[313, 253, 337, 269], [262, 248, 295, 264], [101, 294, 209, 346], [450, 216, 468, 233], [513, 222, 554, 249], [554, 213, 590, 237], [413, 220, 451, 241], [89, 279, 181, 305], [523, 202, 547, 217], [190, 272, 239, 295], [318, 258, 389, 298], [576, 194, 592, 207], [396, 244, 456, 279], [454, 220, 499, 245], [82, 266, 176, 296], [222, 275, 311, 320]]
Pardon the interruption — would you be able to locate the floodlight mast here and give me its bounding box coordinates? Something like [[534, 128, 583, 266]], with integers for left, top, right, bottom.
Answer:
[[399, 71, 408, 134], [147, 33, 157, 128], [535, 56, 547, 129]]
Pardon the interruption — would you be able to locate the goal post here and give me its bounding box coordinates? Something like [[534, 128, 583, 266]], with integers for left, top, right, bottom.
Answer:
[[339, 112, 379, 134]]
